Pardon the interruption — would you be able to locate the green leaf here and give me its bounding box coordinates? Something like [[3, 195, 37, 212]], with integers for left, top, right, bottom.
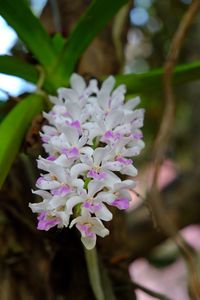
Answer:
[[115, 61, 200, 94], [0, 55, 58, 94], [0, 94, 44, 187], [54, 0, 129, 79], [1, 54, 200, 95], [52, 33, 66, 53], [0, 55, 39, 84], [0, 0, 57, 72]]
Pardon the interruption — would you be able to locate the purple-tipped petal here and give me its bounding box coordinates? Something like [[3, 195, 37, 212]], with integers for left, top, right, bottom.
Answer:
[[83, 201, 102, 213], [51, 185, 71, 196], [101, 130, 123, 144], [47, 155, 56, 161], [62, 147, 79, 159], [116, 156, 132, 165], [111, 197, 129, 210], [132, 132, 143, 140], [37, 212, 60, 231], [87, 169, 107, 180], [76, 223, 95, 238], [36, 176, 45, 185]]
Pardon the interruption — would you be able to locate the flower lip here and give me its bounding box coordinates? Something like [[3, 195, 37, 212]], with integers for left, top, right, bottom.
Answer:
[[115, 156, 132, 165], [87, 169, 107, 180], [51, 185, 71, 196], [101, 130, 122, 143], [76, 223, 95, 238], [62, 146, 79, 158], [37, 212, 60, 231], [111, 197, 129, 210]]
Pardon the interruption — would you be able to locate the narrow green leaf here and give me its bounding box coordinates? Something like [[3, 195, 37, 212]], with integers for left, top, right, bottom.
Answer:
[[52, 33, 66, 53], [0, 0, 57, 71], [54, 0, 129, 79], [0, 55, 39, 83], [0, 94, 44, 187], [1, 54, 200, 95], [0, 55, 58, 94], [115, 61, 200, 94]]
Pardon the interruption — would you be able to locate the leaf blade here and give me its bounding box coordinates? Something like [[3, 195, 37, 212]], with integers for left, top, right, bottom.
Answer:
[[0, 0, 57, 71], [0, 55, 39, 83], [55, 0, 129, 78], [115, 61, 200, 94], [0, 55, 57, 94], [0, 94, 44, 187]]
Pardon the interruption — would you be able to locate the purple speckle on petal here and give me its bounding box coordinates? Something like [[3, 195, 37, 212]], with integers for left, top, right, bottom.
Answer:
[[41, 136, 49, 143], [101, 130, 122, 143], [61, 147, 68, 155], [65, 120, 81, 131], [71, 120, 81, 129], [51, 185, 71, 196], [83, 202, 93, 209], [62, 147, 79, 159], [47, 155, 56, 161], [87, 169, 107, 180], [37, 212, 60, 231], [36, 176, 45, 185], [92, 203, 102, 212], [111, 198, 129, 210], [132, 132, 143, 140], [67, 147, 79, 158], [76, 223, 95, 238], [116, 156, 132, 165], [83, 201, 102, 212]]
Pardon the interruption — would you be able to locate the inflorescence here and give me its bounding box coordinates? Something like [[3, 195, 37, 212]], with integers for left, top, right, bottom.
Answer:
[[29, 74, 145, 249]]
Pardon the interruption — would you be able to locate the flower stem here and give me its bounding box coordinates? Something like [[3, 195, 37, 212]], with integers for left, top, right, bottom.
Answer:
[[84, 246, 105, 300]]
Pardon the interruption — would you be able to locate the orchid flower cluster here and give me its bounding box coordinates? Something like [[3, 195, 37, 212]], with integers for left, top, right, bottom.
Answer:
[[29, 74, 145, 249]]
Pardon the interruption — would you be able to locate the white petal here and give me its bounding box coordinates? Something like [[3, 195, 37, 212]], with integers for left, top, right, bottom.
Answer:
[[49, 95, 63, 105], [105, 110, 124, 129], [113, 180, 136, 191], [103, 161, 121, 171], [49, 196, 67, 209], [121, 165, 138, 176], [118, 189, 132, 202], [78, 136, 88, 148], [88, 180, 104, 197], [124, 96, 140, 110], [112, 84, 126, 99], [95, 204, 113, 221], [62, 126, 79, 145], [29, 200, 49, 213], [70, 163, 90, 178], [36, 179, 60, 190], [91, 219, 109, 237], [70, 73, 86, 95], [80, 146, 93, 157], [56, 211, 70, 227], [57, 88, 78, 102], [97, 76, 115, 108], [54, 154, 71, 167], [32, 189, 52, 199], [93, 148, 106, 166], [65, 101, 82, 119], [96, 192, 115, 204], [72, 179, 84, 190], [66, 196, 84, 214]]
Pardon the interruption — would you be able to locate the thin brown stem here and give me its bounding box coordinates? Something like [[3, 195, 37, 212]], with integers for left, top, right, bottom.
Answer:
[[149, 1, 200, 299]]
